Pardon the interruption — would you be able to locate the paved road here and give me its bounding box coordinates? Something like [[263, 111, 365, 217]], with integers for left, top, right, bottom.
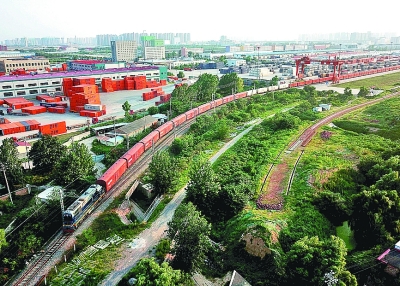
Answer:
[[100, 119, 263, 285]]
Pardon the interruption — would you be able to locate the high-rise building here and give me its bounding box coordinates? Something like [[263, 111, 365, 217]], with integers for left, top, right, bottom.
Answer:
[[96, 34, 118, 46], [111, 41, 138, 62]]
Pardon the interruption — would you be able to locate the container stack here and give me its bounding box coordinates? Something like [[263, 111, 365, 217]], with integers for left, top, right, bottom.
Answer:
[[142, 87, 165, 101], [101, 78, 114, 92], [62, 78, 74, 97], [38, 121, 67, 136], [73, 77, 95, 86], [3, 98, 34, 110], [160, 79, 167, 86], [69, 84, 101, 113], [146, 80, 160, 88], [134, 75, 146, 90], [79, 104, 106, 117], [21, 106, 47, 115], [125, 77, 135, 90], [36, 95, 62, 103], [11, 101, 34, 110], [155, 94, 171, 106]]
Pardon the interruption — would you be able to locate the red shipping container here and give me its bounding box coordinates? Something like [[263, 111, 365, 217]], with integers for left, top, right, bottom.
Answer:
[[48, 107, 66, 113], [39, 121, 67, 136], [22, 106, 47, 115], [72, 84, 98, 94], [25, 120, 40, 130], [73, 77, 95, 86]]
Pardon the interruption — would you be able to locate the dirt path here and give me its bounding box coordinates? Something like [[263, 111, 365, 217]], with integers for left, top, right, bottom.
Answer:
[[99, 119, 263, 286]]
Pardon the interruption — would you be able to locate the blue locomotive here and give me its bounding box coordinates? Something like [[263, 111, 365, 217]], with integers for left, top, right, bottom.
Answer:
[[62, 184, 105, 233]]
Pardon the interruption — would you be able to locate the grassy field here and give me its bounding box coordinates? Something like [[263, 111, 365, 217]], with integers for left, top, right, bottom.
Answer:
[[336, 221, 356, 251], [335, 71, 400, 90]]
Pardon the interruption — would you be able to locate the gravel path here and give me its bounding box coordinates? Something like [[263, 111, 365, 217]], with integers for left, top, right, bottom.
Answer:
[[99, 119, 263, 286]]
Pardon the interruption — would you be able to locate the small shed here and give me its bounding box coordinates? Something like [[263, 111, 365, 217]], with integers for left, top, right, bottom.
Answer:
[[37, 186, 62, 203], [319, 103, 331, 111], [152, 114, 168, 125], [114, 115, 158, 138], [14, 141, 32, 154], [313, 106, 323, 112]]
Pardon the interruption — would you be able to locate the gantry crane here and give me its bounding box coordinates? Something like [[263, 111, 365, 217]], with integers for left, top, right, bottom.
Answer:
[[295, 56, 345, 83]]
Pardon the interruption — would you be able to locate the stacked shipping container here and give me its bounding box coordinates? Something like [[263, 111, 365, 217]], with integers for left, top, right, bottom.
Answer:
[[142, 87, 165, 101], [0, 119, 40, 136], [38, 121, 67, 136]]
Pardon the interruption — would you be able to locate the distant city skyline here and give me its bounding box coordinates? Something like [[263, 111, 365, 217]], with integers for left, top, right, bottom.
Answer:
[[0, 0, 398, 43]]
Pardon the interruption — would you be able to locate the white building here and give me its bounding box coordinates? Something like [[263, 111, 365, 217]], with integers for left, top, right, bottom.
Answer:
[[144, 46, 166, 60], [226, 59, 246, 67], [111, 40, 138, 62]]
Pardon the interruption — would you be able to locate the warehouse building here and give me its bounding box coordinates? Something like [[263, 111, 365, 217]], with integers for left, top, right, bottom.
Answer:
[[0, 66, 167, 98], [0, 57, 50, 73]]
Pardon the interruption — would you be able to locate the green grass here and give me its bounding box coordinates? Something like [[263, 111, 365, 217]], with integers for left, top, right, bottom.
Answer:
[[334, 71, 400, 90], [336, 221, 356, 251], [55, 130, 87, 144]]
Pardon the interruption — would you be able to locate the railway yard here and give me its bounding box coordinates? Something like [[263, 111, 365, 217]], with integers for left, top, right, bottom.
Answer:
[[3, 67, 400, 285]]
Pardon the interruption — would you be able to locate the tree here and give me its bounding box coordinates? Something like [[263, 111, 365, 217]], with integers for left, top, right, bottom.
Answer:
[[122, 101, 132, 119], [285, 236, 355, 286], [350, 190, 400, 249], [191, 73, 219, 102], [358, 86, 370, 97], [167, 202, 211, 273], [148, 151, 178, 195], [122, 257, 193, 286], [28, 135, 66, 174], [269, 75, 279, 86], [155, 238, 171, 260], [186, 159, 220, 219], [312, 191, 351, 226], [264, 112, 300, 131], [218, 73, 244, 96], [177, 71, 185, 78], [344, 87, 353, 97], [53, 142, 95, 185], [0, 229, 7, 252], [0, 138, 24, 190], [147, 106, 158, 115]]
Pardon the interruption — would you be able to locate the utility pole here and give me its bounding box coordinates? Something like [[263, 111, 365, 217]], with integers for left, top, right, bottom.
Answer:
[[0, 164, 13, 204], [59, 188, 65, 225], [113, 116, 116, 146]]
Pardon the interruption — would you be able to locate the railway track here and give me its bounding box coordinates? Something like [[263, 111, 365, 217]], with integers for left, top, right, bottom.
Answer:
[[286, 150, 304, 195], [10, 117, 196, 286], [289, 92, 400, 150], [12, 233, 70, 286]]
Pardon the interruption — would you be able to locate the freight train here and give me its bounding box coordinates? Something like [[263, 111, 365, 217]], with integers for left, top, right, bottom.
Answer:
[[62, 66, 400, 232]]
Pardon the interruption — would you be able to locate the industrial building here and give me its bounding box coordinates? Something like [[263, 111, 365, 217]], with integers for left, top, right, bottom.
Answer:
[[68, 60, 126, 71], [181, 47, 204, 57], [0, 66, 167, 98], [0, 57, 50, 73], [141, 36, 165, 60], [111, 40, 138, 62], [144, 47, 166, 60]]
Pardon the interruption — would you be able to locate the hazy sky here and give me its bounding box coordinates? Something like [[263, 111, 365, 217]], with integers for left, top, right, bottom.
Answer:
[[0, 0, 398, 42]]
